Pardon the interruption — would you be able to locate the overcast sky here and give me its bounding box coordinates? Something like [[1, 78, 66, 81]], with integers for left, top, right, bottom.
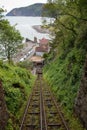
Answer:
[[0, 0, 47, 12]]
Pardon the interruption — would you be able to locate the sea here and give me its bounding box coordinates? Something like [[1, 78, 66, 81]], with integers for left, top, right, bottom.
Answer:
[[5, 16, 51, 42]]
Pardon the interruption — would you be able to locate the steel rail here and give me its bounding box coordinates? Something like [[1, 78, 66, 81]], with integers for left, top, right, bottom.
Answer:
[[20, 74, 70, 130], [20, 80, 39, 130], [48, 87, 70, 130], [20, 91, 33, 130], [40, 79, 43, 130], [41, 80, 48, 130]]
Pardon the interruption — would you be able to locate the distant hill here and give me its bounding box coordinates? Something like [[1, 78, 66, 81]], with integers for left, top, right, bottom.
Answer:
[[6, 3, 45, 16]]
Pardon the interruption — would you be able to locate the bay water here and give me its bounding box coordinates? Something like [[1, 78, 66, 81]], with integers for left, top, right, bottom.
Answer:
[[5, 16, 51, 42]]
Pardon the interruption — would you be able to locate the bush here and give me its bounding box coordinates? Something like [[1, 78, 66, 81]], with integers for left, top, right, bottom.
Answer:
[[0, 63, 35, 129]]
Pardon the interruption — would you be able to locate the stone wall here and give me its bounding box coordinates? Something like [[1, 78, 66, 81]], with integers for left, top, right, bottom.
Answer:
[[0, 81, 8, 130], [75, 57, 87, 129]]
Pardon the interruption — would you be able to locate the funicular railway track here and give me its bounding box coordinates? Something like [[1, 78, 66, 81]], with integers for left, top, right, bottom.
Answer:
[[20, 72, 69, 130]]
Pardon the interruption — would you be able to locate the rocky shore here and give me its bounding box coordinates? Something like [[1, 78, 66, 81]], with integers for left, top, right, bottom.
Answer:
[[32, 25, 50, 34]]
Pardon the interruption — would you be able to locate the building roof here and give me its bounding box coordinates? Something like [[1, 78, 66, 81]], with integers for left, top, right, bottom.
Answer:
[[39, 38, 49, 45], [35, 46, 48, 52], [30, 56, 44, 63]]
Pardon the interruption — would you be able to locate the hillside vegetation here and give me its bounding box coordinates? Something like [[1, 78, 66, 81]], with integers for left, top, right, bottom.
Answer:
[[0, 61, 35, 130], [0, 9, 36, 130], [43, 0, 87, 129]]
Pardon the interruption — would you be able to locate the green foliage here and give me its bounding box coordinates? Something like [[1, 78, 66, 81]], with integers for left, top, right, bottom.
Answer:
[[0, 9, 23, 62], [44, 38, 86, 129], [0, 62, 35, 129], [43, 2, 58, 18], [5, 119, 13, 130], [17, 60, 33, 70], [43, 0, 87, 129], [0, 8, 4, 18]]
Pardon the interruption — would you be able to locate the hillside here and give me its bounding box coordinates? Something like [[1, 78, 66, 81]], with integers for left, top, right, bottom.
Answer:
[[43, 0, 87, 129], [0, 61, 35, 129], [6, 3, 45, 16], [43, 21, 87, 130]]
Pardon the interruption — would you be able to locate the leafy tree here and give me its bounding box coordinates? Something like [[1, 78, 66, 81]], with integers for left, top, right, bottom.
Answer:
[[0, 8, 4, 18], [0, 8, 23, 63], [43, 1, 59, 18]]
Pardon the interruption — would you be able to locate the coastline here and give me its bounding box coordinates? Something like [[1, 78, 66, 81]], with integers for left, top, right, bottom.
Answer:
[[32, 25, 50, 34]]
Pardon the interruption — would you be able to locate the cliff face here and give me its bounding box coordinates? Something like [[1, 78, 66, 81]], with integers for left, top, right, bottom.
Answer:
[[6, 3, 44, 16], [75, 57, 87, 129]]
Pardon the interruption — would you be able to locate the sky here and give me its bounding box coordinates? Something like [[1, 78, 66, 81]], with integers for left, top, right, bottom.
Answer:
[[0, 0, 47, 12]]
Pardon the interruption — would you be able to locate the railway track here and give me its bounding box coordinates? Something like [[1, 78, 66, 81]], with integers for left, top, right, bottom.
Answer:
[[20, 75, 69, 130]]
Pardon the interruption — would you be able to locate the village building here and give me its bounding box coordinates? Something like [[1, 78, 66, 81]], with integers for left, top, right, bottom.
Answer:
[[39, 37, 49, 48], [35, 46, 48, 57], [35, 38, 50, 57]]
